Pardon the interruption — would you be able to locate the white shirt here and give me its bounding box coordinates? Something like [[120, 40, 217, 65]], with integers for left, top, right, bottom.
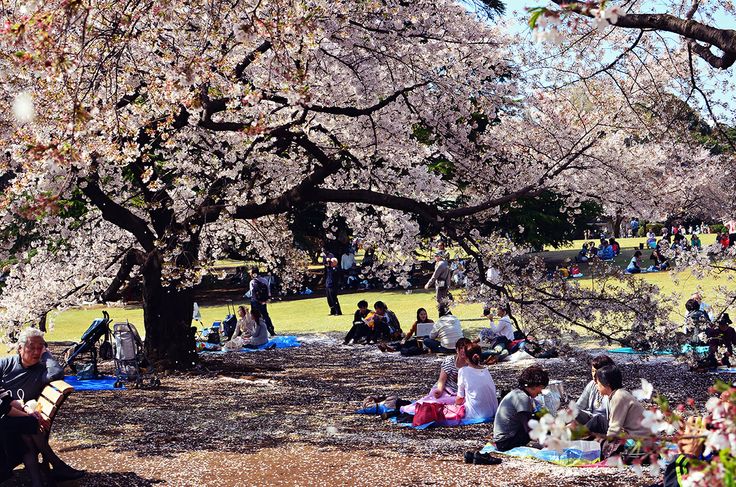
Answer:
[[457, 366, 498, 420], [341, 253, 355, 270], [485, 315, 515, 342], [429, 314, 464, 349]]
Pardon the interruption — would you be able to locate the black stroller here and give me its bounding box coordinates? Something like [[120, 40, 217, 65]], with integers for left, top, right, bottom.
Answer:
[[62, 311, 113, 379]]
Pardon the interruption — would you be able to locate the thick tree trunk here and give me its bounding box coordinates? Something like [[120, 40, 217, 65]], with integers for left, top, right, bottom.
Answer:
[[140, 251, 197, 370]]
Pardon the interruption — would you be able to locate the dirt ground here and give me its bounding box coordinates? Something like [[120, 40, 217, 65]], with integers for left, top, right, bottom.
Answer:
[[2, 334, 726, 486]]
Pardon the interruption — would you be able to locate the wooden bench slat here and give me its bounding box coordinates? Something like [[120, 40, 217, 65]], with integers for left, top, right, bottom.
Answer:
[[41, 387, 64, 406], [38, 397, 57, 420], [49, 380, 74, 395]]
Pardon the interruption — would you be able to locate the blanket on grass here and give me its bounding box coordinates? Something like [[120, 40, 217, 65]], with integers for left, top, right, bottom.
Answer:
[[64, 375, 123, 391], [200, 335, 300, 353], [479, 443, 602, 467], [391, 415, 492, 430], [609, 345, 709, 355]]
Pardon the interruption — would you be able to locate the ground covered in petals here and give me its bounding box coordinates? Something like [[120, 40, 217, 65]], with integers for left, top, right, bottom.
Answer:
[[6, 336, 726, 486]]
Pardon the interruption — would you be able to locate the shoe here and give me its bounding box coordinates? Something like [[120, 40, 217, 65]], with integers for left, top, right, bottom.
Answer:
[[380, 409, 400, 420], [52, 468, 86, 481], [473, 452, 502, 465], [377, 343, 389, 352], [464, 451, 475, 464]]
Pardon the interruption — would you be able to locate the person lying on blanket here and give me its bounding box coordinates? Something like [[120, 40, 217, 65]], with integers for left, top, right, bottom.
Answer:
[[493, 366, 549, 451], [593, 365, 652, 459], [455, 342, 498, 420], [570, 355, 615, 435], [0, 328, 85, 486]]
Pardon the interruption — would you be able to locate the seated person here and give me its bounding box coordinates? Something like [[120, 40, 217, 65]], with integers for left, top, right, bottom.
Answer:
[[649, 248, 668, 270], [456, 342, 498, 420], [477, 305, 515, 362], [367, 301, 402, 343], [394, 308, 434, 355], [594, 365, 651, 458], [573, 355, 614, 435], [557, 265, 570, 278], [344, 300, 371, 345], [597, 240, 614, 260], [609, 238, 620, 256], [577, 243, 589, 262], [690, 233, 702, 250], [243, 309, 269, 348], [402, 307, 434, 343], [231, 305, 254, 339], [705, 313, 736, 367], [0, 329, 84, 485], [424, 306, 463, 354], [493, 366, 549, 452], [399, 338, 471, 416], [683, 298, 711, 344], [569, 263, 582, 277], [626, 250, 642, 274]]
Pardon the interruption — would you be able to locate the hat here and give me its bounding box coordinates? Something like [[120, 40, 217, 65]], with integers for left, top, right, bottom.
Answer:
[[434, 251, 444, 257], [719, 313, 733, 326]]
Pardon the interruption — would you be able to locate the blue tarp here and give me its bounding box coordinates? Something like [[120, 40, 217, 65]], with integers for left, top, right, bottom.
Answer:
[[64, 375, 123, 391], [479, 444, 600, 466], [609, 345, 709, 355], [390, 415, 493, 430], [200, 335, 301, 353]]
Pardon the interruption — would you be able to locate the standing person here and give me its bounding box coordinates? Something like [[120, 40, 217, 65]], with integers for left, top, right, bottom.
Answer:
[[425, 251, 451, 306], [630, 218, 639, 237], [324, 255, 342, 316], [726, 219, 736, 247], [248, 267, 275, 336]]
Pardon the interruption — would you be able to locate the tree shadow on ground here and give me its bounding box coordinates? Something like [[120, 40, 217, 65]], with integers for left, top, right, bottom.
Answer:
[[1, 469, 161, 486]]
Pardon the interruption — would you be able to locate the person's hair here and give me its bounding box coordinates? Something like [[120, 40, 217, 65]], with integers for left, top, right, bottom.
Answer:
[[416, 308, 430, 322], [250, 309, 262, 321], [237, 305, 247, 315], [685, 298, 700, 312], [438, 305, 450, 317], [455, 337, 470, 350], [18, 328, 45, 347], [463, 342, 483, 366], [719, 313, 733, 327], [634, 250, 642, 258], [518, 366, 549, 389], [374, 301, 387, 311], [357, 300, 368, 309], [591, 355, 615, 370], [601, 239, 608, 245], [250, 266, 259, 275], [594, 365, 623, 390]]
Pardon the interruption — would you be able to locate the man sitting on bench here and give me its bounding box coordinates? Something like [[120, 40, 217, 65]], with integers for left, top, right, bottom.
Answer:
[[0, 328, 85, 485]]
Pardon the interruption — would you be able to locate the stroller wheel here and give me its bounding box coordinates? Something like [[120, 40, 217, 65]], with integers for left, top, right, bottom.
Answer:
[[113, 381, 122, 388]]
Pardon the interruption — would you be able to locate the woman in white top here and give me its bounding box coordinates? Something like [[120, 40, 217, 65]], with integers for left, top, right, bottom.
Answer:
[[456, 342, 498, 420], [232, 306, 254, 339]]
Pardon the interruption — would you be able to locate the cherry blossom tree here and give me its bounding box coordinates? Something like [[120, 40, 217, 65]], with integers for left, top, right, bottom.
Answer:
[[0, 0, 720, 368]]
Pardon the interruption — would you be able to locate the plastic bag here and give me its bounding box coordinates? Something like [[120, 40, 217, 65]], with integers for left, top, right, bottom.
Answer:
[[223, 337, 244, 351]]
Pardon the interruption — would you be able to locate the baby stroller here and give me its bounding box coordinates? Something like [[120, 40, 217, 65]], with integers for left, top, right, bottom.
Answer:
[[62, 311, 113, 379], [112, 321, 160, 389]]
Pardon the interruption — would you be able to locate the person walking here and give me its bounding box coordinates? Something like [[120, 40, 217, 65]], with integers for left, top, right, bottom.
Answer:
[[425, 251, 451, 306], [324, 255, 342, 316], [248, 267, 275, 336]]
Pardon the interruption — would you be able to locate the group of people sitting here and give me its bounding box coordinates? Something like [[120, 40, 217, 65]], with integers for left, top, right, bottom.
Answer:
[[344, 301, 540, 363], [0, 328, 85, 486], [683, 294, 736, 368], [577, 239, 621, 262]]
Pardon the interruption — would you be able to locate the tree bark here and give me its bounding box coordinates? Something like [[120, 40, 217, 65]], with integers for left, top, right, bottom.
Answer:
[[140, 251, 197, 370]]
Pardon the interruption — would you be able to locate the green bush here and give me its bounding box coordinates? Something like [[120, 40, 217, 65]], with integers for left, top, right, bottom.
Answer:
[[711, 223, 727, 234]]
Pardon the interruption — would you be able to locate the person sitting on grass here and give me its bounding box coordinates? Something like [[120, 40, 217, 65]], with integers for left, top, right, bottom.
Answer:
[[577, 243, 589, 262], [391, 308, 435, 356], [683, 298, 711, 345], [344, 300, 371, 345], [396, 338, 471, 418], [493, 366, 549, 452], [572, 355, 615, 435], [609, 237, 621, 256], [594, 365, 651, 459], [0, 328, 85, 486], [649, 248, 669, 271], [626, 250, 642, 274], [477, 305, 515, 363], [424, 306, 463, 354], [705, 313, 736, 367], [690, 233, 702, 250], [243, 309, 269, 348], [456, 342, 498, 420], [231, 305, 254, 340], [367, 301, 402, 343], [597, 240, 615, 260]]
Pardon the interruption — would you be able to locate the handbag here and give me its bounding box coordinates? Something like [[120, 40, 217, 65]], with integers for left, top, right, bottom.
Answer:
[[413, 402, 445, 426]]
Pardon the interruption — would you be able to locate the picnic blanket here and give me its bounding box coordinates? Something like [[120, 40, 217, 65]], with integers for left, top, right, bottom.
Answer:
[[709, 366, 736, 374], [200, 335, 300, 353], [480, 443, 602, 467], [609, 345, 709, 355], [64, 375, 123, 391], [391, 415, 492, 430], [355, 404, 393, 415]]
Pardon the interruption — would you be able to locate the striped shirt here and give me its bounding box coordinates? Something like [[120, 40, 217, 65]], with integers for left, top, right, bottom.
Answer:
[[441, 355, 459, 394]]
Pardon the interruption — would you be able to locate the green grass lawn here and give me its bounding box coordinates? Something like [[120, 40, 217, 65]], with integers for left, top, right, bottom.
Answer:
[[45, 290, 487, 342], [545, 233, 718, 252]]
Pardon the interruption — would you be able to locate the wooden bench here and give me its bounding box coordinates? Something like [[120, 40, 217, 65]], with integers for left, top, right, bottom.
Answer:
[[37, 380, 74, 433]]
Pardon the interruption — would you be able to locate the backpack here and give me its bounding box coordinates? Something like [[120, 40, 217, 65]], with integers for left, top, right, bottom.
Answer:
[[252, 278, 269, 302]]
